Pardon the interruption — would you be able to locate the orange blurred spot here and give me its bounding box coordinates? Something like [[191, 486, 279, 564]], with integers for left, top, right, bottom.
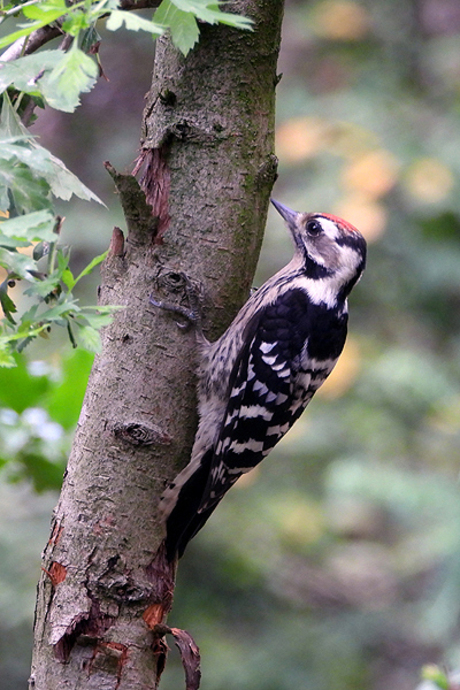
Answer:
[[341, 150, 399, 198], [334, 194, 387, 241], [276, 117, 329, 163], [405, 158, 454, 203], [312, 0, 370, 40]]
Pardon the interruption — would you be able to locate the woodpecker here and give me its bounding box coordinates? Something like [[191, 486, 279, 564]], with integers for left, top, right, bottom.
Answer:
[[157, 200, 366, 560]]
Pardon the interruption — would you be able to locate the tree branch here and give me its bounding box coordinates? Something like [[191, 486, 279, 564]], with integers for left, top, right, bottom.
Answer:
[[1, 24, 62, 61], [0, 1, 161, 61], [30, 2, 284, 688]]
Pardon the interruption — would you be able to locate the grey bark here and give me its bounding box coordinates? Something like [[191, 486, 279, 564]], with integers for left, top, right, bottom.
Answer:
[[29, 2, 284, 688]]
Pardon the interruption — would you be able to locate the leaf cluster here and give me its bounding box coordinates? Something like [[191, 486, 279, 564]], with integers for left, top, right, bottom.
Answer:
[[0, 0, 253, 59], [0, 96, 116, 366]]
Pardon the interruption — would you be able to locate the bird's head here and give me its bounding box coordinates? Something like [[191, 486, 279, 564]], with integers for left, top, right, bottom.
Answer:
[[271, 199, 367, 298]]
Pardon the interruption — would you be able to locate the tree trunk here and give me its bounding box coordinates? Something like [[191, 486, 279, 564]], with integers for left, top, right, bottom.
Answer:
[[29, 2, 284, 688]]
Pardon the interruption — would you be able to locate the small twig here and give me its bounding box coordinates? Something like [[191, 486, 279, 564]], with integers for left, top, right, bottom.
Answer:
[[118, 0, 161, 8], [21, 97, 37, 127], [58, 32, 74, 51], [1, 24, 62, 61]]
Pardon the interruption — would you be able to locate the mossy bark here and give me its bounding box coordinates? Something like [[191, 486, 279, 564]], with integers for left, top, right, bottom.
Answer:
[[30, 2, 283, 688]]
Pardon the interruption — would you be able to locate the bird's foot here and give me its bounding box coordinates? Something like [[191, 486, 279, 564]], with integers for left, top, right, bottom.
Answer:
[[150, 272, 203, 332]]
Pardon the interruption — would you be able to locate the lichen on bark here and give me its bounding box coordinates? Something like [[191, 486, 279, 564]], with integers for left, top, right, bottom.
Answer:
[[30, 3, 284, 688]]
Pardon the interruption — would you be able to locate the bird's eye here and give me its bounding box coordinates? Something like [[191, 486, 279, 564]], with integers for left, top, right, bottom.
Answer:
[[306, 219, 322, 236]]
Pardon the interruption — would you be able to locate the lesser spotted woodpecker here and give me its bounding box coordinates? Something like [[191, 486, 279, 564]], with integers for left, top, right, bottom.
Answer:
[[158, 199, 367, 560]]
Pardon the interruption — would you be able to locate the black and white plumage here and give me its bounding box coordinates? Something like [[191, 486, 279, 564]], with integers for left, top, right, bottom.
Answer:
[[159, 199, 367, 560]]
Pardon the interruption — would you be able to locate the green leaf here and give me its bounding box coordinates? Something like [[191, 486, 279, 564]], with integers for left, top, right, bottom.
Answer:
[[170, 0, 253, 28], [0, 97, 103, 206], [0, 50, 63, 98], [23, 269, 62, 298], [0, 231, 31, 248], [41, 44, 98, 113], [61, 9, 91, 37], [0, 160, 52, 214], [105, 9, 164, 36], [154, 0, 199, 55], [43, 148, 103, 203], [22, 0, 68, 22], [70, 249, 108, 288], [76, 323, 101, 352], [80, 23, 102, 53], [61, 267, 75, 290], [79, 311, 114, 329], [0, 246, 39, 278], [0, 209, 56, 242], [37, 296, 80, 323], [0, 138, 102, 206], [0, 347, 17, 367]]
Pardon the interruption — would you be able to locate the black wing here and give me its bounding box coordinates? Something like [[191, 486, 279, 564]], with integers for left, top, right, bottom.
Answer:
[[198, 289, 314, 513]]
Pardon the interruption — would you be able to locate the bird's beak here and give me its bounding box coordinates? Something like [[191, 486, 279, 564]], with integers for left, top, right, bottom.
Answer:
[[270, 199, 298, 226]]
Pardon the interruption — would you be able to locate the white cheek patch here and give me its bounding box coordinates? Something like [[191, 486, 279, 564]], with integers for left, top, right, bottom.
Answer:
[[317, 217, 340, 240], [339, 244, 360, 274]]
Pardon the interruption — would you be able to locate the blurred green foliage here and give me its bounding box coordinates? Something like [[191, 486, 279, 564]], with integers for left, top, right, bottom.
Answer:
[[0, 349, 93, 489], [2, 0, 460, 689]]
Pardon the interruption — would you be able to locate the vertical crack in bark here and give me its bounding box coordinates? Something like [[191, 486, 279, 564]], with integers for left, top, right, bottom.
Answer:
[[53, 594, 115, 662]]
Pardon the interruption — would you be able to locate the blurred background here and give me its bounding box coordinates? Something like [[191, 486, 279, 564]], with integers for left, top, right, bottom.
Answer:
[[2, 0, 460, 688]]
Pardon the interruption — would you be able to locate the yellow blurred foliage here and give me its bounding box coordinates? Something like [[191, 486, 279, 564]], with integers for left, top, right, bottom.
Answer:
[[312, 0, 370, 40], [405, 157, 454, 203], [276, 117, 329, 163], [341, 150, 399, 198], [280, 500, 325, 546], [318, 336, 361, 398]]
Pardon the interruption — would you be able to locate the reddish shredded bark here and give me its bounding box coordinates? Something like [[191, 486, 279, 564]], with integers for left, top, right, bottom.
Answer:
[[133, 147, 171, 243], [143, 604, 167, 629], [151, 625, 201, 690], [170, 627, 201, 690], [42, 561, 67, 587]]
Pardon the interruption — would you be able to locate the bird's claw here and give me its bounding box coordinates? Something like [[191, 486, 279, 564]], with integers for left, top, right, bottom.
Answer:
[[150, 274, 203, 332]]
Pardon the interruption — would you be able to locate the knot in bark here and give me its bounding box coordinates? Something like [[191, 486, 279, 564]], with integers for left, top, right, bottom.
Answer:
[[113, 422, 171, 446]]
